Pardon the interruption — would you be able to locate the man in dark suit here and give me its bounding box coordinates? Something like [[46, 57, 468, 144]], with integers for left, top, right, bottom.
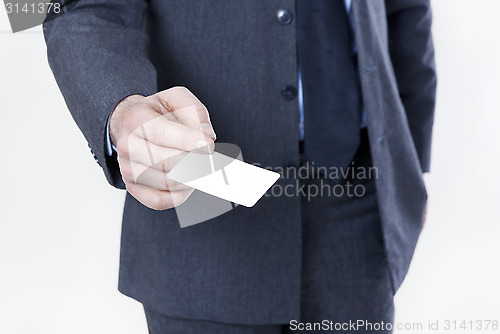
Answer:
[[44, 0, 436, 332]]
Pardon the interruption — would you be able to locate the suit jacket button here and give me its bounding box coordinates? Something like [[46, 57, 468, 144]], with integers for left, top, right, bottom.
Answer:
[[276, 9, 293, 25], [281, 85, 297, 101]]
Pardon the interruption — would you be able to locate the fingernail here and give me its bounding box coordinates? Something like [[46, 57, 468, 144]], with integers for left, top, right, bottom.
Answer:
[[197, 140, 209, 149], [196, 140, 214, 153], [200, 123, 217, 140]]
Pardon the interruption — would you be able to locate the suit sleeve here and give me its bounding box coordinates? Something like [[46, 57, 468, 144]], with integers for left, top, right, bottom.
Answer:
[[43, 0, 158, 188], [385, 0, 437, 173]]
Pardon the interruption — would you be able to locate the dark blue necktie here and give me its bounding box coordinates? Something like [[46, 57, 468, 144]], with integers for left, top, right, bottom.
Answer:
[[297, 0, 362, 169]]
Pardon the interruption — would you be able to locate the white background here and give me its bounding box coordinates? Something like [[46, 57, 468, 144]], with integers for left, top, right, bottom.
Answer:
[[1, 1, 499, 333]]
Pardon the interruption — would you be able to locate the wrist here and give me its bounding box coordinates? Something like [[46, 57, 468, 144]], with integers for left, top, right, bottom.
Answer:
[[109, 94, 145, 146]]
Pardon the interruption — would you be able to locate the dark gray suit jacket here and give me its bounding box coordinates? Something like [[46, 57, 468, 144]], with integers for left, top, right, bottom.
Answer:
[[44, 0, 436, 324]]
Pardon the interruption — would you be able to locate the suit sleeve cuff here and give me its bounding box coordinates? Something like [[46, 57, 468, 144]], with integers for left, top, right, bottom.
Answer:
[[105, 110, 117, 156]]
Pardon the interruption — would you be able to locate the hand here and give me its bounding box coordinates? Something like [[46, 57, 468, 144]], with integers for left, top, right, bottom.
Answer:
[[110, 87, 217, 210]]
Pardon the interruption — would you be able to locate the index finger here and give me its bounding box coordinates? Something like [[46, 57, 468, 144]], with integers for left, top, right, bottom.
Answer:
[[151, 86, 216, 140]]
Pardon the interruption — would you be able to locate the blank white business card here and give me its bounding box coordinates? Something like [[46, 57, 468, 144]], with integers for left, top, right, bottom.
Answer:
[[168, 151, 280, 207]]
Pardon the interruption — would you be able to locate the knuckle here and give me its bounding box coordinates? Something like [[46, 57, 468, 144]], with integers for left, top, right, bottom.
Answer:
[[149, 199, 163, 211], [170, 86, 190, 95], [124, 182, 140, 199], [152, 193, 171, 210], [162, 172, 170, 190], [161, 159, 169, 173], [152, 149, 167, 167], [144, 193, 161, 210], [197, 108, 210, 125], [119, 163, 133, 180], [150, 122, 167, 146], [198, 105, 209, 117], [116, 137, 129, 157]]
